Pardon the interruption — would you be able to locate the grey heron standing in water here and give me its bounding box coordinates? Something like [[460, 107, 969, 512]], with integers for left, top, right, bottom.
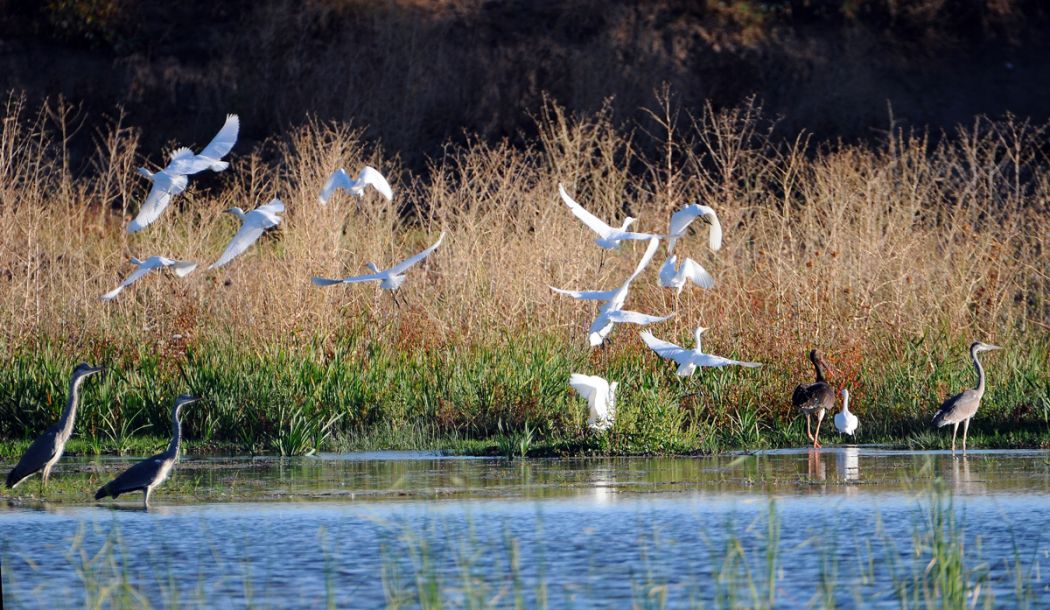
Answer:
[[95, 395, 200, 508], [6, 363, 104, 490], [932, 341, 1001, 452]]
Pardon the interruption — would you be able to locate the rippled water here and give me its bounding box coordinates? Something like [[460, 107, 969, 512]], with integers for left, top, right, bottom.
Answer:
[[2, 448, 1049, 608]]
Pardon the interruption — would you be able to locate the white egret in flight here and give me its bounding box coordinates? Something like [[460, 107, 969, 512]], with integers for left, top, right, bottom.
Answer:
[[835, 388, 859, 436], [128, 148, 192, 233], [551, 237, 672, 347], [569, 374, 616, 431], [641, 327, 761, 376], [208, 198, 285, 269], [658, 255, 714, 294], [101, 256, 197, 301], [666, 204, 722, 253], [319, 166, 394, 204], [166, 114, 240, 174], [312, 232, 444, 306], [559, 184, 656, 250]]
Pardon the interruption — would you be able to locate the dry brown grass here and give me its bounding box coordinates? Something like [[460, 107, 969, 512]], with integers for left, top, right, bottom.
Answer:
[[0, 93, 1047, 374]]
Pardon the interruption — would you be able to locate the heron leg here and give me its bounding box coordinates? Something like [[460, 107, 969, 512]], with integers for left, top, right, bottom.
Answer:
[[951, 422, 959, 453], [805, 413, 813, 442], [41, 462, 53, 492], [389, 290, 401, 309], [597, 251, 606, 275], [143, 487, 151, 510], [962, 418, 970, 452], [813, 410, 825, 449]]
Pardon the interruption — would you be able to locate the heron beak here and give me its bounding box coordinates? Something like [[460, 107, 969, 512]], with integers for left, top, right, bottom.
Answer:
[[985, 344, 1002, 351], [88, 366, 106, 375]]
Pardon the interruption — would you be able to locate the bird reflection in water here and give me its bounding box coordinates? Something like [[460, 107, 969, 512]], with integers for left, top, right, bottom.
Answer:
[[807, 449, 826, 481], [837, 446, 860, 482]]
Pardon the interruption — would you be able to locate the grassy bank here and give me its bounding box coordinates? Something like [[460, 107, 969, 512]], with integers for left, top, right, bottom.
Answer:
[[0, 95, 1048, 456]]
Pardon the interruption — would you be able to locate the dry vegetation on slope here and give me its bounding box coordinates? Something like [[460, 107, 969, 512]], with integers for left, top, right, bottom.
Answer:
[[0, 92, 1047, 453]]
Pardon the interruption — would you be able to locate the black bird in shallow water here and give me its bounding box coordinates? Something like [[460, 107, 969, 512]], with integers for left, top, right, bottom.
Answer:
[[6, 363, 103, 490], [95, 395, 200, 509], [792, 350, 836, 448]]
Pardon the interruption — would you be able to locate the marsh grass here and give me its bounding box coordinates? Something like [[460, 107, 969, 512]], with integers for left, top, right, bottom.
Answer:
[[0, 93, 1047, 454]]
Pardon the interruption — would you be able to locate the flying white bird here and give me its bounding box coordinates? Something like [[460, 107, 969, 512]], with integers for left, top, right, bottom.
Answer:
[[551, 237, 672, 347], [101, 256, 197, 301], [312, 232, 444, 305], [166, 114, 240, 175], [835, 388, 859, 436], [319, 166, 394, 204], [559, 184, 656, 250], [658, 255, 715, 294], [128, 149, 193, 233], [641, 327, 761, 376], [208, 199, 285, 269], [666, 204, 722, 253], [569, 374, 617, 431]]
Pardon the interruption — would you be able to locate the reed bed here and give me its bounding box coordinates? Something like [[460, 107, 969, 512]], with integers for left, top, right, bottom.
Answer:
[[0, 93, 1047, 453]]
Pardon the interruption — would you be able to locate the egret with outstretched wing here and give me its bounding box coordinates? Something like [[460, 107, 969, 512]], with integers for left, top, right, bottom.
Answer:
[[101, 256, 197, 301], [569, 374, 617, 431], [641, 327, 761, 377], [312, 232, 444, 306], [319, 166, 394, 204], [208, 198, 285, 269], [167, 114, 239, 174], [658, 255, 714, 294], [127, 148, 193, 233], [666, 204, 722, 254], [559, 184, 656, 250]]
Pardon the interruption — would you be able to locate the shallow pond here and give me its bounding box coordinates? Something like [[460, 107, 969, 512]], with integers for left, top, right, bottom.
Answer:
[[2, 448, 1049, 608]]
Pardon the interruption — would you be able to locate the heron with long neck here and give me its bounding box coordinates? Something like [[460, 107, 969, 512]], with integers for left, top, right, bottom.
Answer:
[[792, 349, 837, 448], [6, 363, 104, 490], [95, 395, 200, 509], [932, 341, 1001, 452]]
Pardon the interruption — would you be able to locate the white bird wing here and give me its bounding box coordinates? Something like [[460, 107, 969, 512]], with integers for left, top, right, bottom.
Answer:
[[550, 286, 616, 301], [559, 184, 613, 239], [668, 205, 702, 238], [311, 276, 346, 287], [208, 221, 267, 269], [695, 353, 762, 368], [606, 310, 673, 325], [625, 236, 661, 285], [658, 256, 678, 288], [163, 147, 201, 174], [319, 168, 355, 204], [640, 331, 691, 363], [703, 206, 723, 251], [388, 232, 444, 275], [127, 185, 173, 233], [199, 114, 239, 161], [615, 231, 659, 241], [255, 198, 286, 219], [339, 272, 389, 284], [171, 260, 198, 277], [680, 258, 715, 289], [358, 166, 394, 201], [569, 373, 606, 404], [100, 263, 154, 301]]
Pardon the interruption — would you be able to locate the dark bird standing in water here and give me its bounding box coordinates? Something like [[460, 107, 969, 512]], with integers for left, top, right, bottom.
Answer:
[[793, 350, 836, 448], [96, 395, 200, 509], [6, 363, 103, 490]]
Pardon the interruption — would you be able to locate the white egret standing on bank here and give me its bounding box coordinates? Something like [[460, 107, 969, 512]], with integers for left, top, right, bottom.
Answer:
[[551, 237, 672, 347], [319, 166, 394, 204], [569, 374, 617, 431], [101, 256, 197, 301], [666, 204, 722, 254], [209, 198, 285, 269], [835, 388, 859, 436], [311, 232, 445, 307]]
